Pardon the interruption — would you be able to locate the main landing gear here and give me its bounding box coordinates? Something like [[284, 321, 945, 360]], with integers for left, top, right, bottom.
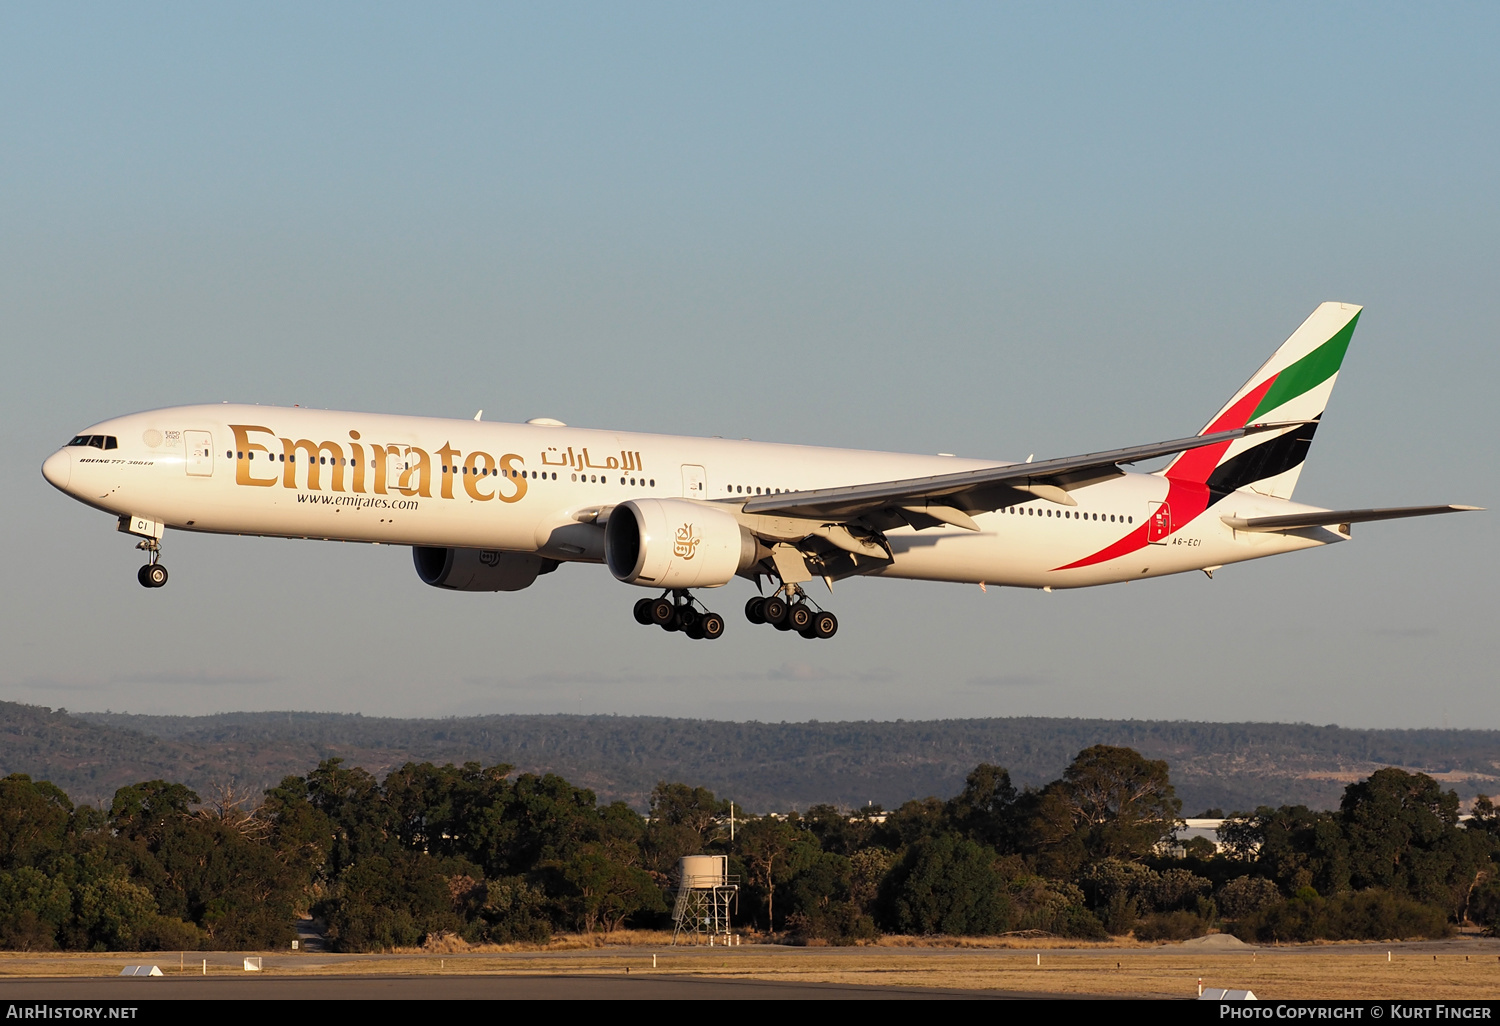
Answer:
[[744, 586, 838, 640], [136, 538, 168, 589], [632, 591, 726, 641]]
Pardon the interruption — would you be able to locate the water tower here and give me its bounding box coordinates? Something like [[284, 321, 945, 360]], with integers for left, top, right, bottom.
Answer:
[[670, 855, 738, 945]]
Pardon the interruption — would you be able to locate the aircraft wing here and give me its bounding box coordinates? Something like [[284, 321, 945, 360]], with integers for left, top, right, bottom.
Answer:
[[1220, 505, 1482, 533], [739, 423, 1301, 523]]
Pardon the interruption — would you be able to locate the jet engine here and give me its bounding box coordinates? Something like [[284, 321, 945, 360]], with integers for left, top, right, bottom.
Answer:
[[413, 546, 558, 591], [604, 498, 763, 588]]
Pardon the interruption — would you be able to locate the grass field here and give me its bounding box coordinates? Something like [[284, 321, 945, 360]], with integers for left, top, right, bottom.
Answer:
[[1, 937, 1497, 999]]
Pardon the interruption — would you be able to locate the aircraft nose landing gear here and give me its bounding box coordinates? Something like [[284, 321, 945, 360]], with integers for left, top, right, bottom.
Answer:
[[632, 591, 725, 640], [135, 539, 168, 589], [744, 587, 838, 639]]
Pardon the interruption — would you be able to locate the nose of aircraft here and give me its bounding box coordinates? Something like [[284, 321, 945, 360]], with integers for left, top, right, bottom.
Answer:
[[41, 449, 72, 491]]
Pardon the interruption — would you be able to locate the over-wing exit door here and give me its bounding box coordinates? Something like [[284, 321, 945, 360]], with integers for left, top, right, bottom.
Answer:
[[681, 464, 706, 499]]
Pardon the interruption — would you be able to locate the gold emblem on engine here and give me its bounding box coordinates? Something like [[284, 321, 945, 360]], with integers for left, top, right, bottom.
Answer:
[[673, 523, 700, 560]]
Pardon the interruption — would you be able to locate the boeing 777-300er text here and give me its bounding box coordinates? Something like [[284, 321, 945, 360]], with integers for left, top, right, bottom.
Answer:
[[42, 303, 1479, 640]]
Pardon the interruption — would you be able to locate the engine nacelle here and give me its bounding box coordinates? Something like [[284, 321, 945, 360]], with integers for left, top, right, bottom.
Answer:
[[413, 547, 558, 591], [604, 498, 760, 589]]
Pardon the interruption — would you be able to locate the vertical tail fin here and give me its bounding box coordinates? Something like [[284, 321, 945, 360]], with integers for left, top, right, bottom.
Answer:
[[1162, 302, 1360, 501]]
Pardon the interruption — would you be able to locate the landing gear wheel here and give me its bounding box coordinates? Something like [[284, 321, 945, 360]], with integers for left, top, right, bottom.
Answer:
[[633, 598, 654, 625], [700, 612, 726, 640], [674, 606, 700, 632], [138, 564, 168, 589], [744, 597, 767, 625], [762, 596, 788, 626], [787, 602, 813, 632], [649, 598, 676, 627], [684, 621, 706, 640], [812, 610, 838, 639]]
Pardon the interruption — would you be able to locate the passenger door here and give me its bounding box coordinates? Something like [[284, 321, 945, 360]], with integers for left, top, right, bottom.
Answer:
[[185, 430, 214, 477], [681, 464, 707, 500], [1146, 500, 1172, 543]]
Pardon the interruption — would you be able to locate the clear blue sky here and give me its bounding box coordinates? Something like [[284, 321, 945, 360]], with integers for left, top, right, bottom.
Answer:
[[2, 2, 1495, 726]]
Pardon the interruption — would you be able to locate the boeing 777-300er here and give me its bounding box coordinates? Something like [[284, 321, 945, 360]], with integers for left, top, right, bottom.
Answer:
[[41, 302, 1479, 640]]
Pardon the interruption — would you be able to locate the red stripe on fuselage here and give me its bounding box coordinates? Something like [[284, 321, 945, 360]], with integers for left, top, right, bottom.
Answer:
[[1051, 376, 1276, 572]]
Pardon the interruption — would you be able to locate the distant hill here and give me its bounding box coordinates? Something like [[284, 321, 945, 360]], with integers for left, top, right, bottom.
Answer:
[[0, 702, 1494, 814]]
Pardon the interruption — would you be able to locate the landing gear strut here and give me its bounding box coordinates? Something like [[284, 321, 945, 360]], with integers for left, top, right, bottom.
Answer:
[[632, 591, 725, 640], [744, 584, 838, 639], [136, 538, 168, 589]]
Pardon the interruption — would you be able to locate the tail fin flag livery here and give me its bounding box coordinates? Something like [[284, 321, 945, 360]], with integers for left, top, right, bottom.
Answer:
[[1163, 301, 1360, 501], [39, 302, 1478, 641]]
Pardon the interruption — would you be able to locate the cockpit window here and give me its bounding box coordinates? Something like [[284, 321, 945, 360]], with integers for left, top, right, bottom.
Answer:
[[66, 435, 117, 450]]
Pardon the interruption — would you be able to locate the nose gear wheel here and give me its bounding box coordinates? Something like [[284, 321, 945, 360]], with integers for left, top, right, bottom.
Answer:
[[135, 538, 168, 589]]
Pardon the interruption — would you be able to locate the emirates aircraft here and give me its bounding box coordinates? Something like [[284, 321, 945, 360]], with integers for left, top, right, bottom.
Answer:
[[41, 302, 1477, 640]]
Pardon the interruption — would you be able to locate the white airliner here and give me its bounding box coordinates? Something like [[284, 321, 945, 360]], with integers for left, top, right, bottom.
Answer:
[[41, 303, 1477, 640]]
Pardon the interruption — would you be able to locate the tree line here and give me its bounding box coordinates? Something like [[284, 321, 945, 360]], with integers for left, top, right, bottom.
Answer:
[[0, 745, 1495, 950], [15, 699, 1500, 812]]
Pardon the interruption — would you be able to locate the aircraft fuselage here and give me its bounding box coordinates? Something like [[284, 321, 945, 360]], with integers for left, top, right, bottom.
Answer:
[[42, 403, 1334, 593]]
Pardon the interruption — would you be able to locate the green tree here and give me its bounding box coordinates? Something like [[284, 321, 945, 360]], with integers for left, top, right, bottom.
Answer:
[[736, 816, 810, 931], [802, 804, 877, 857], [1340, 768, 1487, 916], [1029, 746, 1181, 876], [0, 775, 72, 871], [946, 764, 1019, 850], [1220, 806, 1350, 896], [877, 834, 1011, 936], [554, 844, 664, 933], [1215, 876, 1283, 920], [0, 866, 72, 949], [873, 796, 949, 850], [259, 774, 334, 880], [304, 760, 392, 874], [783, 850, 876, 944], [649, 782, 727, 841], [314, 853, 467, 951], [108, 781, 200, 842]]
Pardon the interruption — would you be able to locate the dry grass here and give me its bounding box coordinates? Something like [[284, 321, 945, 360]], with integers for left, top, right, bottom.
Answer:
[[873, 933, 1155, 949], [0, 945, 1496, 998], [401, 929, 679, 954]]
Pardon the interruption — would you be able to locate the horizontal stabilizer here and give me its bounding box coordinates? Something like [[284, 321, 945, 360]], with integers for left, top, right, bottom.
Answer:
[[1221, 505, 1482, 533]]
